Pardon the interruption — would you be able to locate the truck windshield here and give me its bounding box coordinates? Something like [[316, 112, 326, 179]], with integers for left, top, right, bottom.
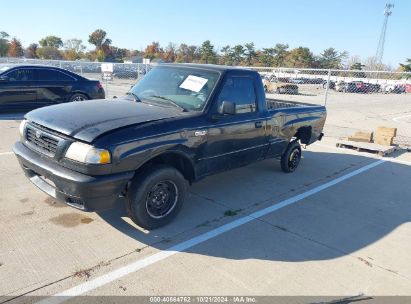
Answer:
[[129, 66, 220, 112]]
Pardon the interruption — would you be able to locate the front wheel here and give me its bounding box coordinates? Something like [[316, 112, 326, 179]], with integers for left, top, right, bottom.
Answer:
[[127, 165, 188, 230], [281, 140, 302, 173]]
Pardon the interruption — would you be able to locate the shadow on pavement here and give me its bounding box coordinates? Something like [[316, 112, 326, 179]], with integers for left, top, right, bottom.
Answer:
[[97, 150, 411, 262]]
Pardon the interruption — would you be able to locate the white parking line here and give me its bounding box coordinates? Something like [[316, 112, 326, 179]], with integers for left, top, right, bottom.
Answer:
[[0, 152, 13, 156], [36, 159, 385, 304]]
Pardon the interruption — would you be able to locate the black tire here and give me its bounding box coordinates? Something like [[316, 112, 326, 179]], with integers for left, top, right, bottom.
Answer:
[[127, 165, 188, 230], [69, 93, 88, 102], [281, 140, 302, 173]]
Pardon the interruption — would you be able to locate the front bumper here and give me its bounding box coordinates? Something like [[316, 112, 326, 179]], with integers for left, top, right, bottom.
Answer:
[[13, 141, 134, 212]]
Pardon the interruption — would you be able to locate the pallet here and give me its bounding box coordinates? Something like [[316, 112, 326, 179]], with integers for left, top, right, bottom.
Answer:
[[336, 140, 398, 156]]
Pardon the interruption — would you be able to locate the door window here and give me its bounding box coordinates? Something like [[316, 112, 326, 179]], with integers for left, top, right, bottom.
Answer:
[[36, 69, 74, 81], [217, 76, 257, 114], [5, 69, 35, 81]]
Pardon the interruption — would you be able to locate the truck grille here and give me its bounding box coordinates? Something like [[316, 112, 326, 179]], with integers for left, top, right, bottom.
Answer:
[[26, 126, 59, 156]]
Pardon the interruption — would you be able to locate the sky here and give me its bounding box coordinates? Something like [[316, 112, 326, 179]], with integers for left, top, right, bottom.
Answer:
[[1, 0, 409, 67]]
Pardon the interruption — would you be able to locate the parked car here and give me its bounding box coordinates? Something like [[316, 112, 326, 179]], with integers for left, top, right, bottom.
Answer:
[[334, 81, 346, 92], [263, 75, 299, 94], [290, 78, 306, 84], [14, 64, 326, 229], [363, 83, 381, 93], [343, 81, 367, 93], [322, 80, 335, 89], [0, 65, 105, 111], [382, 84, 406, 94], [113, 70, 138, 79]]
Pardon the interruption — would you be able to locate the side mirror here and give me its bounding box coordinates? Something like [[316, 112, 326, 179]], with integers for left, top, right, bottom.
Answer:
[[219, 100, 236, 115], [0, 76, 9, 82]]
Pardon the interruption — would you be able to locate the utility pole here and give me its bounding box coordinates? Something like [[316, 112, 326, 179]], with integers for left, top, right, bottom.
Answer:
[[375, 3, 394, 65]]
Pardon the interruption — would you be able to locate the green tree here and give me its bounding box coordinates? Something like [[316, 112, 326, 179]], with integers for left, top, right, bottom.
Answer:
[[7, 38, 24, 57], [350, 62, 365, 70], [319, 47, 348, 69], [220, 45, 233, 65], [231, 44, 244, 65], [39, 35, 63, 48], [272, 43, 289, 67], [260, 48, 275, 67], [199, 40, 216, 64], [285, 47, 314, 68], [25, 43, 38, 59], [0, 31, 10, 57], [399, 58, 411, 72], [244, 43, 257, 66]]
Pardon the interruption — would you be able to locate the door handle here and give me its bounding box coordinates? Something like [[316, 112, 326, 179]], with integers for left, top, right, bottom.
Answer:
[[255, 121, 263, 128]]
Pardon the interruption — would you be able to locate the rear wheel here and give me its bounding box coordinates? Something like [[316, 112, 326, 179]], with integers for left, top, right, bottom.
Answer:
[[127, 165, 188, 230], [281, 140, 302, 173], [69, 93, 88, 102]]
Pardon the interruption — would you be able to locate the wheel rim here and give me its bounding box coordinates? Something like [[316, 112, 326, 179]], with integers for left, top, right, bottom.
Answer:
[[73, 95, 86, 102], [145, 180, 179, 219], [288, 149, 300, 170]]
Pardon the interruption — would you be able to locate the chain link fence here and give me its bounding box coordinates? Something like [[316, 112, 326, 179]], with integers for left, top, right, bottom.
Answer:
[[1, 57, 410, 147]]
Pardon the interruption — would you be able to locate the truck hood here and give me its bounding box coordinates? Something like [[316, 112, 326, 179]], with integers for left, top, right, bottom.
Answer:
[[25, 98, 182, 142]]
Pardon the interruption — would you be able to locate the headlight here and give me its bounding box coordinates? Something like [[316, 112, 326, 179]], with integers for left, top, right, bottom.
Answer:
[[65, 142, 111, 164], [19, 120, 27, 137]]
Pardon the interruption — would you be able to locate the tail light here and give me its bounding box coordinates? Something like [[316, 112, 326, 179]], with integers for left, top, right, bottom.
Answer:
[[96, 81, 103, 89]]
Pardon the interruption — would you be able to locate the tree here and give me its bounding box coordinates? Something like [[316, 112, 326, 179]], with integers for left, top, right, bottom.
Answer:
[[350, 62, 365, 70], [364, 56, 388, 71], [39, 35, 63, 48], [220, 45, 234, 65], [88, 29, 111, 50], [260, 48, 275, 67], [175, 43, 190, 63], [0, 31, 10, 57], [187, 45, 198, 62], [318, 47, 348, 69], [272, 43, 289, 67], [199, 40, 216, 64], [25, 43, 38, 58], [88, 29, 112, 60], [285, 47, 314, 68], [244, 43, 257, 66], [399, 58, 411, 72], [63, 39, 85, 60], [231, 44, 244, 65], [36, 47, 62, 60], [7, 38, 24, 57], [144, 42, 163, 60], [163, 43, 176, 62]]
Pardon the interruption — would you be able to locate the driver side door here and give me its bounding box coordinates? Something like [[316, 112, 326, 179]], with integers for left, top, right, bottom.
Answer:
[[198, 72, 268, 176]]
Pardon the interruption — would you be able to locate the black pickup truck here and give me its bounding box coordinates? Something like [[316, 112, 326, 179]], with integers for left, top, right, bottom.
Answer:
[[14, 64, 326, 229]]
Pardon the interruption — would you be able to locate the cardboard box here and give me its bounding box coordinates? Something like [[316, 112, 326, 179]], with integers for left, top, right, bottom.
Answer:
[[347, 131, 373, 143], [376, 127, 397, 138], [374, 135, 394, 146]]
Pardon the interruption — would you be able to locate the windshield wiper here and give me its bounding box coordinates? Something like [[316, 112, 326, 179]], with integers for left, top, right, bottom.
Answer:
[[149, 95, 186, 112], [126, 92, 142, 102]]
